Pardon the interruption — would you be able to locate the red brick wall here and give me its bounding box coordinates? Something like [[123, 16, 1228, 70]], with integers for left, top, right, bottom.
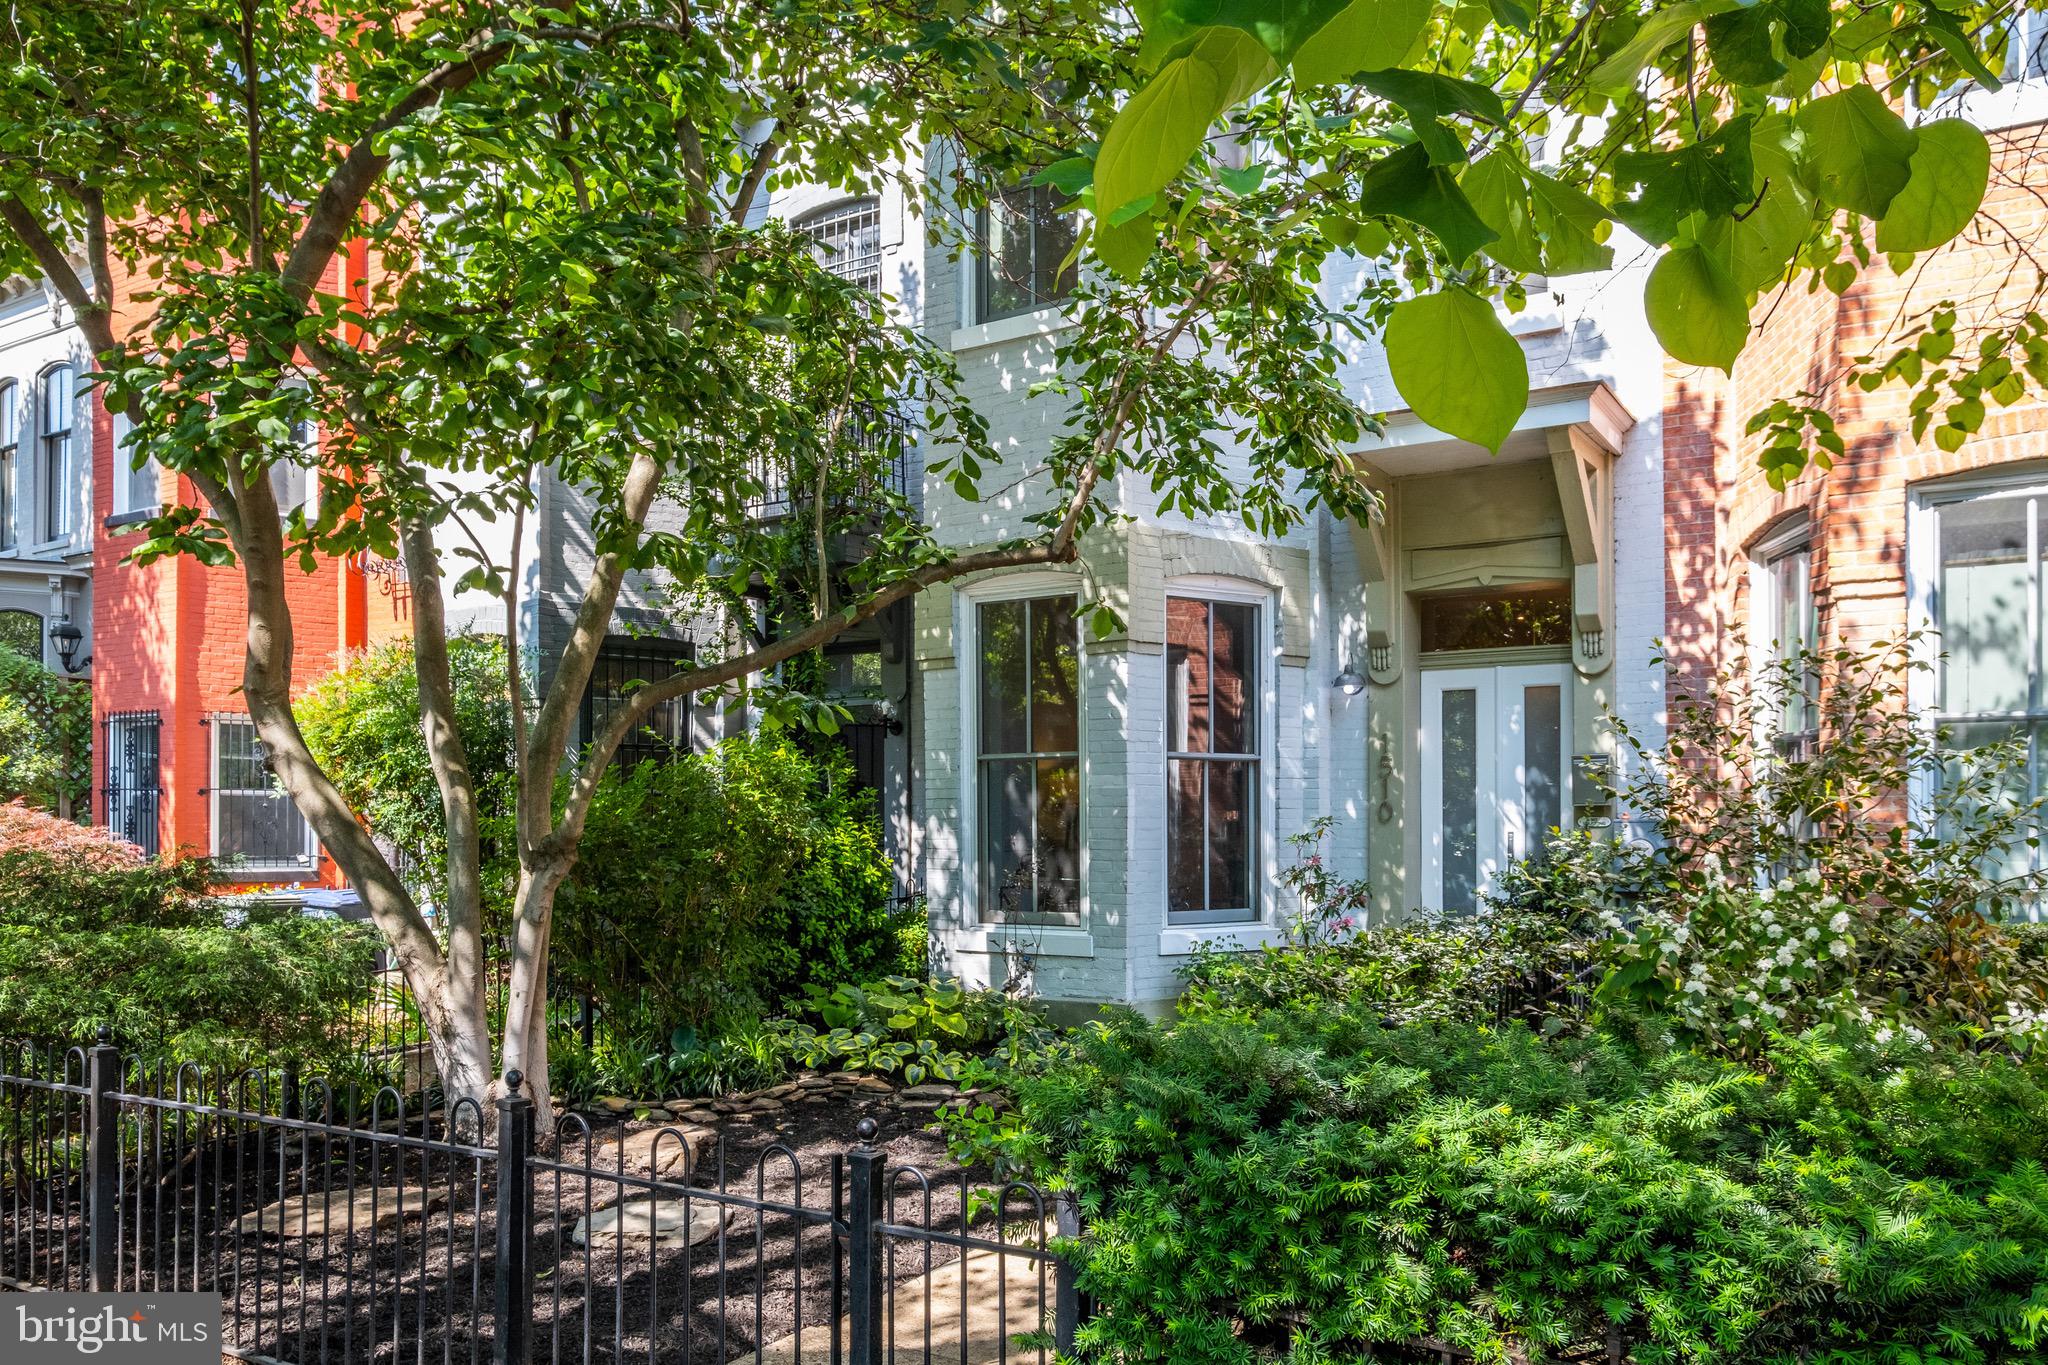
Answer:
[[90, 251, 411, 884], [1665, 119, 2048, 694]]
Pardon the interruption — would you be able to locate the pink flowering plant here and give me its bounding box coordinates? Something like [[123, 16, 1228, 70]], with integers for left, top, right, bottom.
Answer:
[[1276, 817, 1371, 948]]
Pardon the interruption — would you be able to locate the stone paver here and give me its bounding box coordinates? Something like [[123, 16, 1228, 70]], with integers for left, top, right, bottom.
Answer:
[[233, 1186, 444, 1240], [572, 1197, 730, 1249], [734, 1242, 1051, 1364]]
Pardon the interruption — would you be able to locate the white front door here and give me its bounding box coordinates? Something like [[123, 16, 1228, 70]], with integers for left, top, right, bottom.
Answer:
[[1418, 664, 1570, 911]]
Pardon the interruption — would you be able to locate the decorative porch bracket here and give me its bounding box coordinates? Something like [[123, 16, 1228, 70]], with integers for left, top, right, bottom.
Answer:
[[1547, 424, 1616, 677], [1347, 472, 1401, 686]]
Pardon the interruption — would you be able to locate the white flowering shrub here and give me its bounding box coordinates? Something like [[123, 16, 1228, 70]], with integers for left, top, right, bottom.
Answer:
[[1584, 638, 2048, 1053]]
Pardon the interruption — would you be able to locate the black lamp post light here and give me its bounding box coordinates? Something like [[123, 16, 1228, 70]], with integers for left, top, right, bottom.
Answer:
[[48, 617, 85, 674]]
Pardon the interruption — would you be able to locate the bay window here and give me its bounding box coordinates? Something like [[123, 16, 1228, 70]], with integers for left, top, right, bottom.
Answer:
[[975, 593, 1081, 922]]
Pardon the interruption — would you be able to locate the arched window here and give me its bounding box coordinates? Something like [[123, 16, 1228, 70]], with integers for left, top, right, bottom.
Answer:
[[37, 363, 73, 541], [0, 379, 16, 550], [796, 198, 882, 294]]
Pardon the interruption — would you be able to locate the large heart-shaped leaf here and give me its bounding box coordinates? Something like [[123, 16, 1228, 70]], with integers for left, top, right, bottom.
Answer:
[[1384, 287, 1529, 452], [1359, 142, 1499, 263], [1646, 234, 1750, 372], [1874, 117, 1990, 253], [1290, 0, 1434, 85], [1612, 115, 1756, 246], [1097, 26, 1278, 219], [1798, 85, 1916, 217]]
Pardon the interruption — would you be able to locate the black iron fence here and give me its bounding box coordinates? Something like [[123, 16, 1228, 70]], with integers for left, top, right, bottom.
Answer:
[[0, 1036, 1078, 1365]]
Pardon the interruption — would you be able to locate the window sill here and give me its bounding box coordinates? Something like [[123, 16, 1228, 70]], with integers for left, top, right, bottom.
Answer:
[[213, 863, 320, 884], [948, 924, 1095, 958], [104, 509, 156, 530], [1159, 923, 1285, 957], [949, 306, 1072, 353]]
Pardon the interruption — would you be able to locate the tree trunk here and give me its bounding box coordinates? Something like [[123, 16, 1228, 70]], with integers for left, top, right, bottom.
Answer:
[[500, 860, 569, 1140]]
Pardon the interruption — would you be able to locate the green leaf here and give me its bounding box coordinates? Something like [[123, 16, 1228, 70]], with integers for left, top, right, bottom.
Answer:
[[1466, 154, 1615, 277], [1136, 0, 1353, 67], [1357, 70, 1505, 163], [1589, 0, 1740, 95], [1097, 27, 1277, 219], [1289, 0, 1434, 86], [1384, 287, 1529, 452], [1096, 208, 1160, 281], [1922, 6, 2002, 90], [1358, 142, 1498, 263], [1874, 118, 1990, 253], [1703, 7, 1788, 84], [1797, 85, 1916, 217], [1646, 235, 1750, 373], [1033, 157, 1095, 194], [1725, 114, 1814, 291], [1612, 115, 1755, 246]]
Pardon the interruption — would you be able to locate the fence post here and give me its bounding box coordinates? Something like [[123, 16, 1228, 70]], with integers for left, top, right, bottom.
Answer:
[[1053, 1191, 1082, 1351], [87, 1026, 121, 1292], [494, 1070, 534, 1365], [846, 1117, 887, 1365]]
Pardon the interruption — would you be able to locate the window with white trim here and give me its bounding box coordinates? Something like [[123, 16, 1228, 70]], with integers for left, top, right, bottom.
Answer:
[[974, 593, 1081, 922], [210, 715, 315, 872], [1754, 522, 1818, 753], [110, 411, 160, 518], [1921, 481, 2048, 888], [1166, 595, 1261, 923], [973, 184, 1078, 325], [0, 379, 16, 550], [37, 363, 72, 541]]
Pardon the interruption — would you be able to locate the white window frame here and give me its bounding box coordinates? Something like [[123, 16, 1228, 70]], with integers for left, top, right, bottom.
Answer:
[[1749, 517, 1818, 751], [209, 714, 317, 874], [35, 362, 73, 546], [109, 410, 161, 520], [1162, 577, 1279, 930], [273, 380, 320, 523], [954, 570, 1092, 956], [1907, 469, 2048, 905], [0, 377, 16, 551]]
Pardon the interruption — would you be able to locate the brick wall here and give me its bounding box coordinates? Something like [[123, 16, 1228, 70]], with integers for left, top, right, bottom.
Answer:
[[1665, 120, 2048, 692]]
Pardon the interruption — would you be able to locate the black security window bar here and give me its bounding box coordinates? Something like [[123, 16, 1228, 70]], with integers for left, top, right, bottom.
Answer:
[[746, 402, 910, 519], [1167, 598, 1260, 923], [977, 595, 1081, 923], [580, 635, 693, 770], [975, 184, 1079, 325], [798, 199, 883, 294], [211, 715, 315, 870], [37, 363, 70, 542], [0, 379, 16, 550], [103, 711, 162, 857]]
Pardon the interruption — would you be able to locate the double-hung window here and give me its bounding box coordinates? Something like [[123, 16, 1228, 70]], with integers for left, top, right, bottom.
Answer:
[[1167, 596, 1261, 923], [0, 379, 16, 550], [974, 184, 1078, 325], [110, 411, 160, 520], [1920, 482, 2048, 892], [975, 593, 1081, 922], [211, 715, 315, 872], [1754, 523, 1818, 755], [38, 364, 71, 541]]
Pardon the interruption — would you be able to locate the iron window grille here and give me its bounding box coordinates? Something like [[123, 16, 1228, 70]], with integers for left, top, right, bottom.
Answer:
[[746, 401, 911, 519], [579, 634, 694, 770], [102, 710, 162, 857], [209, 714, 317, 871], [797, 198, 884, 294]]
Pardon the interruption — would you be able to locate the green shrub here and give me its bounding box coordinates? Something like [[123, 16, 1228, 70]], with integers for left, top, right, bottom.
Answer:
[[554, 734, 902, 1041], [777, 976, 1055, 1085], [0, 802, 378, 1067], [991, 1002, 2048, 1365], [0, 646, 89, 815], [297, 635, 519, 890]]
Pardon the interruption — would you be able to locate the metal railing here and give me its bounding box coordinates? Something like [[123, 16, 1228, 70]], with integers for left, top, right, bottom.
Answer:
[[0, 1035, 1079, 1365], [748, 404, 912, 521]]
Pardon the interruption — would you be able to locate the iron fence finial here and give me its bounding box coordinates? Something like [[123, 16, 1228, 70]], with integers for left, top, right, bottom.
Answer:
[[504, 1068, 524, 1093]]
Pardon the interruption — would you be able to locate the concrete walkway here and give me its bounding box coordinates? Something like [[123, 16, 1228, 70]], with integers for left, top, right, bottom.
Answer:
[[736, 1244, 1053, 1364]]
